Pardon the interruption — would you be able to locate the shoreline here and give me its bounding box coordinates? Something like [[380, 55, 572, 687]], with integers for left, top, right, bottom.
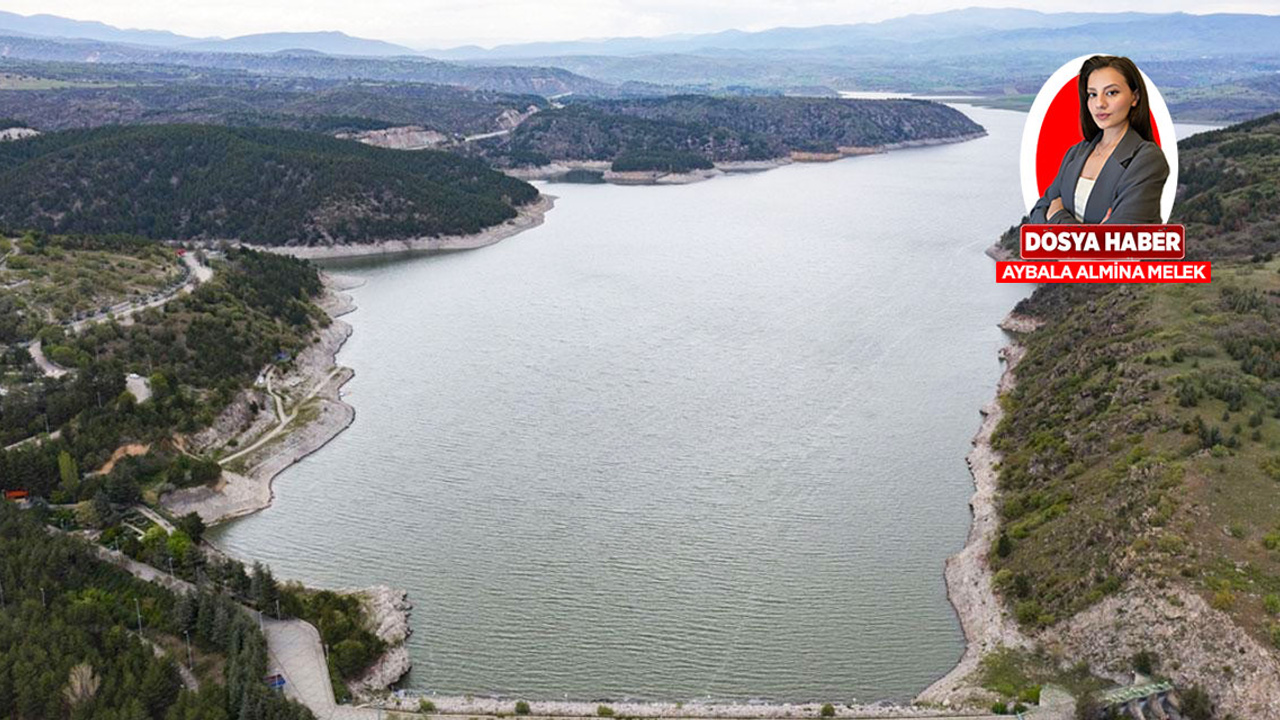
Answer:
[[506, 131, 985, 186], [915, 313, 1039, 708], [253, 193, 556, 262], [165, 163, 1019, 708], [365, 695, 1000, 718]]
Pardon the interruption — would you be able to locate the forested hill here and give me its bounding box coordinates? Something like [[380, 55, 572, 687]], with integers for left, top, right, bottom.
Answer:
[[977, 113, 1280, 715], [0, 124, 539, 245], [483, 95, 984, 166], [1174, 112, 1280, 261], [0, 80, 548, 137]]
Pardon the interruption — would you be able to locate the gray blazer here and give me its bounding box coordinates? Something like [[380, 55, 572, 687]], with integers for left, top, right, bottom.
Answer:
[[1029, 128, 1169, 224]]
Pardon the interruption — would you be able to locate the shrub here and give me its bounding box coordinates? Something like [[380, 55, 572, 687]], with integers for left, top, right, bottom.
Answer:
[[1132, 650, 1158, 675], [1018, 685, 1042, 705], [420, 700, 437, 713], [1181, 686, 1212, 720], [820, 703, 835, 717], [992, 701, 1008, 715], [597, 706, 614, 717], [515, 701, 531, 716], [1265, 594, 1280, 615]]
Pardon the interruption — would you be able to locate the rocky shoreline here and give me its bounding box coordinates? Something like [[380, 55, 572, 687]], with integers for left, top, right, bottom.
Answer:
[[370, 695, 997, 718], [350, 585, 415, 696], [915, 312, 1039, 708], [504, 132, 984, 186], [258, 193, 556, 261], [163, 270, 417, 693]]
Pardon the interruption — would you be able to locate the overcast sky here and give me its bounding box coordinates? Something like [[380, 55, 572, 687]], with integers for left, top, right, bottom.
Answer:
[[4, 0, 1280, 48]]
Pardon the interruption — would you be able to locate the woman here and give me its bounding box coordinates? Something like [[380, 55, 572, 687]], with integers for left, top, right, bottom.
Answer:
[[1029, 55, 1168, 224]]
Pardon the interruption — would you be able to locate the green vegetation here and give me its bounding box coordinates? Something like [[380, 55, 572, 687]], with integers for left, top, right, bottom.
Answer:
[[991, 113, 1280, 656], [488, 96, 982, 168], [1, 239, 321, 503], [0, 502, 313, 720], [419, 699, 436, 713], [0, 124, 538, 245], [0, 231, 184, 338], [819, 703, 835, 717], [0, 79, 547, 137], [977, 647, 1106, 712], [596, 705, 614, 717], [1177, 113, 1280, 260], [278, 585, 386, 697], [514, 700, 531, 715], [611, 151, 714, 173]]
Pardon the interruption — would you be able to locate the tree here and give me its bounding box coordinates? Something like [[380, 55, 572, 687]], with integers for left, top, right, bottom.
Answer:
[[996, 532, 1012, 558], [178, 512, 206, 544], [174, 593, 197, 634], [58, 450, 80, 496]]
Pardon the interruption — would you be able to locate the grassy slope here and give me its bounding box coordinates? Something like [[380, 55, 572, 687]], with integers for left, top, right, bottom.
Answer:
[[986, 113, 1280, 698]]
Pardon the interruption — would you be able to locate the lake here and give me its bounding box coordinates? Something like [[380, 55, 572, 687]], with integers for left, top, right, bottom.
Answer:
[[212, 104, 1045, 702]]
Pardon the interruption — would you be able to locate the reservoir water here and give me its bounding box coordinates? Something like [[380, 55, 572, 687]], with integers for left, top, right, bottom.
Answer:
[[211, 104, 1039, 702]]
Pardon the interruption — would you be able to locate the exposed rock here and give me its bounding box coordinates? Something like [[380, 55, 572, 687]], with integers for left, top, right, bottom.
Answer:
[[337, 125, 450, 150], [916, 332, 1033, 707], [350, 585, 413, 695], [1042, 583, 1280, 719], [0, 127, 39, 142]]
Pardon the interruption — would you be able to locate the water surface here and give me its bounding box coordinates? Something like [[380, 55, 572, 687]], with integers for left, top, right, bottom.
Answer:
[[213, 105, 1038, 702]]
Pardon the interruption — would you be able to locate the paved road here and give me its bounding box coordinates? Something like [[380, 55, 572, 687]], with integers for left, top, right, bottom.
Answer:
[[27, 340, 68, 379], [68, 253, 210, 334]]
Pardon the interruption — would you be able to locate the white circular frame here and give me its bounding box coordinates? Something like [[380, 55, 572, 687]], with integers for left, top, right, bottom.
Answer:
[[1020, 54, 1178, 222]]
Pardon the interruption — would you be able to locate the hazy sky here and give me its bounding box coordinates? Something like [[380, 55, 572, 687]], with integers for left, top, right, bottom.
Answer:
[[4, 0, 1280, 47]]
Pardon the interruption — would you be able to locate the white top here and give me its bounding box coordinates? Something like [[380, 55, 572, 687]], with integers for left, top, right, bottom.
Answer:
[[1073, 176, 1097, 222]]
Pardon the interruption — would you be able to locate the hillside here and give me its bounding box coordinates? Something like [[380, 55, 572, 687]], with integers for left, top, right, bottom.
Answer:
[[0, 34, 617, 96], [484, 95, 984, 166], [0, 502, 315, 720], [0, 79, 547, 136], [983, 113, 1280, 716], [0, 124, 539, 245]]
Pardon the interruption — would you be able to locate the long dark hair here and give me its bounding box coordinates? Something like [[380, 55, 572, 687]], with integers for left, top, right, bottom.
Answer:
[[1078, 55, 1154, 143]]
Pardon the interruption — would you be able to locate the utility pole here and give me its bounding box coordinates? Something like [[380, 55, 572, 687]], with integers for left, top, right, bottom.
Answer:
[[40, 587, 45, 607], [275, 598, 281, 620], [168, 556, 175, 578], [135, 598, 142, 634], [185, 630, 194, 670]]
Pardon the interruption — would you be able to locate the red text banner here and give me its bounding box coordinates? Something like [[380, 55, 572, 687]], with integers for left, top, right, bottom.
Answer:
[[1020, 224, 1186, 260], [996, 261, 1211, 284]]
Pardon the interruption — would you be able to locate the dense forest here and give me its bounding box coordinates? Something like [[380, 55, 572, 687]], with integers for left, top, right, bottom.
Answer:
[[0, 79, 548, 137], [0, 503, 313, 720], [0, 238, 321, 497], [0, 124, 539, 245], [480, 95, 983, 166]]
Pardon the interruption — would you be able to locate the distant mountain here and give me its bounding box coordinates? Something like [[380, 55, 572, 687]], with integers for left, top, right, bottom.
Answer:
[[428, 8, 1169, 59], [180, 31, 419, 57], [0, 35, 618, 97], [0, 11, 419, 58], [0, 9, 201, 47]]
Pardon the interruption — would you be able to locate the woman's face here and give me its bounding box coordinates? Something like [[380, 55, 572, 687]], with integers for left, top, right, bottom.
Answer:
[[1087, 66, 1137, 134]]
